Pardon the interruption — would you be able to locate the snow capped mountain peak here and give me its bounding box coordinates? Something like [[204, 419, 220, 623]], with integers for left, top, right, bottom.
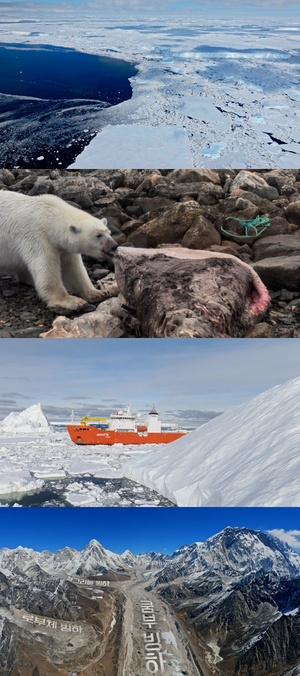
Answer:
[[125, 376, 300, 506], [153, 527, 300, 586]]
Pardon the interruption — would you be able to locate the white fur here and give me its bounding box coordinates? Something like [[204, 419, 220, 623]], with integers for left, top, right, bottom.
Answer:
[[0, 191, 117, 311]]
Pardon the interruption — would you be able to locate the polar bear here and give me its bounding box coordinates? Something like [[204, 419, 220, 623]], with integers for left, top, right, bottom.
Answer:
[[0, 190, 118, 313]]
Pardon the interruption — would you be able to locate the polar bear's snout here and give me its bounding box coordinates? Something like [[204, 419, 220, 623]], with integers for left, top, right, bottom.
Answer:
[[98, 234, 119, 257]]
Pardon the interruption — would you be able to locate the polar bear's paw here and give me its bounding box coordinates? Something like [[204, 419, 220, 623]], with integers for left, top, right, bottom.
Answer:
[[81, 288, 107, 304], [49, 295, 90, 315]]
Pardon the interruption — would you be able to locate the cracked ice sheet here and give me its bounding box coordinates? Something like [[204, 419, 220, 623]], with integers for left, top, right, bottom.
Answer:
[[0, 432, 156, 499], [0, 13, 299, 168], [0, 434, 129, 494], [69, 124, 193, 169], [179, 95, 231, 130]]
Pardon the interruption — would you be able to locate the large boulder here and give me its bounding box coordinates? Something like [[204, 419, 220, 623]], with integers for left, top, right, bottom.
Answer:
[[252, 256, 300, 291], [285, 201, 300, 226], [230, 171, 279, 200], [127, 201, 220, 248], [253, 234, 300, 261], [114, 246, 270, 338]]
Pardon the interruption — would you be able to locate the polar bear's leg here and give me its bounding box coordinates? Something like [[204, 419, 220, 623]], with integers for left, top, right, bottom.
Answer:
[[15, 268, 34, 286], [26, 253, 89, 312], [61, 253, 104, 304]]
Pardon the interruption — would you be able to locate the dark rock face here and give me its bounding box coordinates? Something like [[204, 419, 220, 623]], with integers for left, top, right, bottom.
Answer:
[[158, 571, 300, 676], [0, 167, 299, 338]]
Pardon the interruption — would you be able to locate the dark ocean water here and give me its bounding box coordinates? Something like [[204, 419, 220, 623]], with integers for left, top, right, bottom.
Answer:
[[1, 477, 174, 507], [0, 43, 137, 168]]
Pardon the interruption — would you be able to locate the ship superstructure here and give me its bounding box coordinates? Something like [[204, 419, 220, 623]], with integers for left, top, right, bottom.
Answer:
[[67, 405, 186, 445]]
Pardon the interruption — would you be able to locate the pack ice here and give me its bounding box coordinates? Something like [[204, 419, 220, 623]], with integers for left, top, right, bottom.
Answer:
[[125, 377, 300, 507]]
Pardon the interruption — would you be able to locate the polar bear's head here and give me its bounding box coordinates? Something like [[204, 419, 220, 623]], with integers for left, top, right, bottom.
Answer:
[[69, 216, 118, 261]]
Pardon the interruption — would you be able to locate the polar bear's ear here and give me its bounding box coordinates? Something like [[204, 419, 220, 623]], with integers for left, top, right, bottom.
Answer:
[[70, 225, 80, 235], [102, 218, 108, 226]]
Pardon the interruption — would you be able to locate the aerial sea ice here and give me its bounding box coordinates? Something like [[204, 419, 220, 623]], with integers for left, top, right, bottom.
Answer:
[[0, 15, 299, 168]]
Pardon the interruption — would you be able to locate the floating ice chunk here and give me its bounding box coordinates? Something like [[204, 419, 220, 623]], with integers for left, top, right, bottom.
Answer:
[[69, 124, 193, 169], [32, 466, 67, 479], [262, 99, 290, 110], [203, 142, 226, 158], [65, 460, 122, 478], [249, 113, 265, 124], [277, 152, 300, 169], [0, 471, 44, 496], [65, 493, 99, 506], [180, 96, 230, 129], [281, 143, 300, 154]]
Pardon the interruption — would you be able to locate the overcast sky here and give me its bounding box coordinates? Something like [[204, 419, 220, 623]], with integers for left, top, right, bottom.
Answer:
[[0, 338, 299, 425], [1, 507, 300, 554], [1, 0, 299, 19]]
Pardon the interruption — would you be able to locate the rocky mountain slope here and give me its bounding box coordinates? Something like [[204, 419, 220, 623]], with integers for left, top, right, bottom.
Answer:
[[0, 528, 300, 674]]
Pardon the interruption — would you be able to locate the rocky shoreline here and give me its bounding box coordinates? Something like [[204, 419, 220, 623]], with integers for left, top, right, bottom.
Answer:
[[0, 167, 299, 338]]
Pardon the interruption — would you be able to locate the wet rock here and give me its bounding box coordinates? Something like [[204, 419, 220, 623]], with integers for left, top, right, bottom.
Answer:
[[121, 219, 144, 237], [93, 203, 128, 229], [147, 181, 198, 200], [127, 201, 205, 247], [134, 195, 174, 214], [267, 216, 298, 236], [51, 175, 112, 210], [181, 216, 221, 249], [123, 169, 162, 190], [114, 246, 270, 338], [230, 171, 279, 200], [246, 322, 276, 338], [209, 244, 241, 256], [253, 234, 300, 261], [228, 190, 278, 213], [223, 196, 261, 220], [285, 201, 300, 225], [91, 268, 112, 281], [196, 182, 224, 205], [0, 169, 15, 186], [168, 169, 221, 185], [41, 297, 126, 338], [263, 169, 297, 192], [28, 177, 54, 196], [10, 175, 36, 192], [252, 256, 300, 291]]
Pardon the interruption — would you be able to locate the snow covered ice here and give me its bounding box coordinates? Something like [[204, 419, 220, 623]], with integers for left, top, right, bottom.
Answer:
[[0, 404, 170, 506], [70, 124, 193, 169], [125, 377, 300, 507], [2, 377, 300, 506], [0, 13, 299, 168]]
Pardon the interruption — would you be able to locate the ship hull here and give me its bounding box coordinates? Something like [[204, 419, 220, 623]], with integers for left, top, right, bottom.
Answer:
[[67, 425, 186, 445]]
